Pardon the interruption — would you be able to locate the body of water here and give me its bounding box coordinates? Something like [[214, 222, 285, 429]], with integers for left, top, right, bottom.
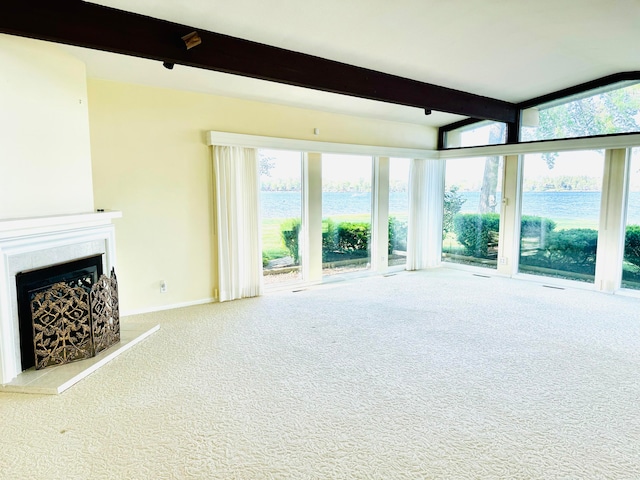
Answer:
[[261, 191, 410, 219], [260, 190, 640, 225]]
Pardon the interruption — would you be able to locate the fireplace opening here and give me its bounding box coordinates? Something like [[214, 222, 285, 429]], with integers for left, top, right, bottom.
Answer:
[[16, 255, 104, 371]]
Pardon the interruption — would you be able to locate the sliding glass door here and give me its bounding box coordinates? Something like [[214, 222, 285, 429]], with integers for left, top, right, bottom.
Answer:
[[519, 150, 604, 283], [442, 156, 503, 269], [259, 149, 304, 285], [321, 154, 373, 276]]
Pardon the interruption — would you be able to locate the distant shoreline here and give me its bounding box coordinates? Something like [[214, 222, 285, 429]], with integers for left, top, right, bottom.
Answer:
[[260, 190, 640, 225]]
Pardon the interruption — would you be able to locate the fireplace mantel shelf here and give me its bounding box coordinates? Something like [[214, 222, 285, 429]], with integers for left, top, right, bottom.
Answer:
[[0, 211, 122, 238]]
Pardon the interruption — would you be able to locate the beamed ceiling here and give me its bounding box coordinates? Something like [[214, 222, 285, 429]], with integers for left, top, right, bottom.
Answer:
[[1, 0, 638, 128]]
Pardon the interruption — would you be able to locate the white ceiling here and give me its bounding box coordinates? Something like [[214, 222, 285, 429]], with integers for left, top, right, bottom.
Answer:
[[63, 0, 640, 128]]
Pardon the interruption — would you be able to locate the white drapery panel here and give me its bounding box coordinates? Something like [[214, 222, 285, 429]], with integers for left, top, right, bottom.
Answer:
[[406, 158, 445, 270], [213, 146, 263, 301]]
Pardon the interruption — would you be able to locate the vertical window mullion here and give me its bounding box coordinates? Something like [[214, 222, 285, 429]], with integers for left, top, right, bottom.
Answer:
[[371, 156, 390, 272], [303, 152, 323, 283]]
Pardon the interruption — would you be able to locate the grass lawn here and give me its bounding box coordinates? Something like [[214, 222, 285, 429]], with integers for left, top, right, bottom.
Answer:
[[325, 213, 372, 223], [262, 218, 289, 254], [553, 218, 599, 230]]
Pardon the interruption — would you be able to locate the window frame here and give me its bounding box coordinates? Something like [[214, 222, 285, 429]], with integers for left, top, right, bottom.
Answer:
[[439, 72, 640, 150]]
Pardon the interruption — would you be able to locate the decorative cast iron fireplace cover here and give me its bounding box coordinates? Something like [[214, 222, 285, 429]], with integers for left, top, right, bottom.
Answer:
[[30, 282, 93, 369], [29, 268, 120, 370], [91, 268, 120, 355]]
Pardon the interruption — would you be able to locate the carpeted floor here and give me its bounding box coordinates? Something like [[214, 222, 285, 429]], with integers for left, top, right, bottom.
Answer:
[[1, 268, 640, 479]]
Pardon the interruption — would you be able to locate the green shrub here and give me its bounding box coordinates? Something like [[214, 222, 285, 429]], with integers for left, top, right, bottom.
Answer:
[[520, 215, 556, 238], [545, 228, 598, 266], [282, 218, 372, 263], [280, 218, 301, 264], [337, 222, 370, 253], [321, 219, 371, 261], [388, 216, 408, 254], [443, 186, 466, 235], [452, 213, 500, 258], [520, 228, 598, 274], [625, 225, 640, 268], [322, 218, 338, 254]]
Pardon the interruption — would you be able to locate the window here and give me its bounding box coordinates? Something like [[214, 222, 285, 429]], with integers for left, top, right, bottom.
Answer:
[[442, 156, 503, 268], [622, 147, 640, 289], [322, 154, 372, 276], [519, 150, 605, 282], [444, 121, 507, 149], [388, 158, 410, 267], [521, 81, 640, 142], [259, 149, 303, 285]]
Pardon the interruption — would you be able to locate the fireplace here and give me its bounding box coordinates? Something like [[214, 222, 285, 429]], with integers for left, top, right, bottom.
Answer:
[[15, 254, 123, 371], [0, 211, 160, 394], [0, 212, 120, 385]]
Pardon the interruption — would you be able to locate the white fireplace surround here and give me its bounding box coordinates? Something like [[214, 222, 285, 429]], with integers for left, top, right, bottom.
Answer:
[[0, 211, 121, 385]]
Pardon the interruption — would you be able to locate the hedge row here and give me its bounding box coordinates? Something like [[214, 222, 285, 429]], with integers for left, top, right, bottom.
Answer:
[[626, 225, 640, 268], [324, 220, 369, 255], [280, 218, 301, 263], [280, 217, 409, 263], [452, 213, 558, 258], [520, 228, 598, 275], [282, 213, 640, 271], [388, 217, 408, 254], [452, 213, 500, 258], [452, 212, 640, 272]]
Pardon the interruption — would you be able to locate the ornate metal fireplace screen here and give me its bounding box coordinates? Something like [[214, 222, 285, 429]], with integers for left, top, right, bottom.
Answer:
[[29, 268, 120, 370]]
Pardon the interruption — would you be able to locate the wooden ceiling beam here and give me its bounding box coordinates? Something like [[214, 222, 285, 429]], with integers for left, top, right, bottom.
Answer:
[[0, 1, 518, 123]]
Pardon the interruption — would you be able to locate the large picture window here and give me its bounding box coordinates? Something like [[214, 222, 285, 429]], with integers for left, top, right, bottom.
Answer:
[[322, 154, 373, 276], [442, 156, 503, 268], [259, 149, 303, 285], [519, 150, 605, 282], [444, 121, 507, 149], [521, 81, 640, 142]]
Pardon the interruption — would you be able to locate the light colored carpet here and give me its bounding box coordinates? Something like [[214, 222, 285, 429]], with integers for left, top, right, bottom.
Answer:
[[1, 268, 640, 479]]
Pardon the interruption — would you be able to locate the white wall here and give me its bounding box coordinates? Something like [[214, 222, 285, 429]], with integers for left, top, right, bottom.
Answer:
[[88, 79, 437, 313], [0, 35, 94, 219], [0, 33, 438, 313]]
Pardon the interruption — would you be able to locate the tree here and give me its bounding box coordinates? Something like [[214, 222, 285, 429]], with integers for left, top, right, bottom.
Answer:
[[523, 83, 640, 168], [443, 186, 466, 234], [259, 152, 275, 177], [478, 123, 505, 213]]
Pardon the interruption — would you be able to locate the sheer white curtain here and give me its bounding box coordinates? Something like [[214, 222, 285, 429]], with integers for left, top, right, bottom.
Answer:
[[213, 146, 263, 301], [406, 158, 445, 270]]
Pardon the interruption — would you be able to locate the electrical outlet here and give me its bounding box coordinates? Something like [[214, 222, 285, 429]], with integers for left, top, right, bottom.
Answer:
[[160, 280, 167, 293]]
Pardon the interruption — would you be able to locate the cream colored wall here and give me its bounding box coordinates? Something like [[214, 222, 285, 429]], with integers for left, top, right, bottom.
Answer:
[[0, 35, 94, 219], [88, 78, 437, 313]]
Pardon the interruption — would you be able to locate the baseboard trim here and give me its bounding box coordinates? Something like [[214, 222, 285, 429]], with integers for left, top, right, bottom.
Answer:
[[122, 298, 215, 317]]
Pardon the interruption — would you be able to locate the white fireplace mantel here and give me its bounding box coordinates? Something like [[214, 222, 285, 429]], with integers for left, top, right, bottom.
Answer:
[[0, 211, 122, 385], [0, 211, 121, 238]]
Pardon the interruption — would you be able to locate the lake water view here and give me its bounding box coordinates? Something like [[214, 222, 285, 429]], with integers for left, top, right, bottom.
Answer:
[[261, 190, 640, 225]]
